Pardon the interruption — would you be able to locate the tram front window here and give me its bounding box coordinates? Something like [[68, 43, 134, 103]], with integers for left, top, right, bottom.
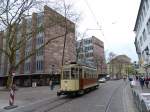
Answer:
[[71, 67, 78, 79], [63, 71, 70, 79]]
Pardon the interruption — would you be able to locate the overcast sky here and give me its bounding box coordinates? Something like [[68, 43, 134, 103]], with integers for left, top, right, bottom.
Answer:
[[66, 0, 141, 62]]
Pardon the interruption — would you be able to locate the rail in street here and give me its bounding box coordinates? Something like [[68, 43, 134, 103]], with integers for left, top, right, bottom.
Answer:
[[1, 80, 137, 112]]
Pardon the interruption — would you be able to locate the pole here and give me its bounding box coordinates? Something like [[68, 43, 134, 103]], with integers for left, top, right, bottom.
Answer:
[[9, 74, 14, 106], [4, 73, 18, 110]]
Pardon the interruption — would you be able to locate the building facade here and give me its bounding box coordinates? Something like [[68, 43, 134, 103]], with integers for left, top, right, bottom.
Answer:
[[0, 5, 76, 86], [134, 0, 150, 75], [107, 55, 131, 79], [77, 36, 106, 74]]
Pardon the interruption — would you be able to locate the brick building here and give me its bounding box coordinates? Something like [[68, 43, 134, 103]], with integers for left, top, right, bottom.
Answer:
[[77, 36, 106, 74], [0, 5, 76, 86]]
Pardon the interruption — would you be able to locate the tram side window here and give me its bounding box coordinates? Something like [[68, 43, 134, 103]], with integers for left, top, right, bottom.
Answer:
[[79, 68, 82, 78], [71, 67, 78, 79], [63, 71, 70, 79], [85, 69, 89, 79]]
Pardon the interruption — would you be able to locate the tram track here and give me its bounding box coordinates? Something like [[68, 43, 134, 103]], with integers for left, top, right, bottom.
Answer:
[[43, 98, 73, 112], [104, 81, 127, 112], [27, 96, 74, 112], [11, 96, 72, 112]]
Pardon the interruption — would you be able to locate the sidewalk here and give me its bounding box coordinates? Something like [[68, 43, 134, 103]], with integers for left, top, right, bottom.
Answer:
[[0, 85, 59, 112], [132, 81, 150, 93], [124, 82, 139, 112], [131, 81, 150, 112]]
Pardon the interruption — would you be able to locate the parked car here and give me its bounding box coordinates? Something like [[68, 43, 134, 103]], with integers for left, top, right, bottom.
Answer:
[[98, 78, 106, 83], [106, 75, 110, 80]]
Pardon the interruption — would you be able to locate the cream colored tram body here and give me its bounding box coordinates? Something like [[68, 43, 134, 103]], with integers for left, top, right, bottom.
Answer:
[[57, 63, 99, 96]]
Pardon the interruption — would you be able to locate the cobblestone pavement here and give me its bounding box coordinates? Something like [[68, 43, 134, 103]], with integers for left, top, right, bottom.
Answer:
[[0, 85, 59, 112], [0, 81, 140, 112], [0, 80, 138, 112]]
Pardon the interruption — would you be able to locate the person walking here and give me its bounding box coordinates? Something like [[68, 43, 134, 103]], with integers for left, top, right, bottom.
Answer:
[[145, 76, 149, 88], [123, 76, 126, 82], [49, 79, 53, 90], [139, 77, 145, 90]]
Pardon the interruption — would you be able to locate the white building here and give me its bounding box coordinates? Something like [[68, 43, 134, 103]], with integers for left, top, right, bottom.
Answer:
[[134, 0, 150, 75]]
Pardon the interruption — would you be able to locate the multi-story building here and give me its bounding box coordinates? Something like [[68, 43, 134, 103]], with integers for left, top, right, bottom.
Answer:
[[0, 5, 76, 86], [134, 0, 150, 75], [77, 36, 106, 74]]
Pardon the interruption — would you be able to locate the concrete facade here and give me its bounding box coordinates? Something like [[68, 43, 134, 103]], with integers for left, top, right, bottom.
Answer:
[[134, 0, 150, 74]]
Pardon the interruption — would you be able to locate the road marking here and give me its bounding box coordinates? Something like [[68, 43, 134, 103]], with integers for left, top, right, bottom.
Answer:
[[95, 104, 105, 107], [123, 83, 128, 112]]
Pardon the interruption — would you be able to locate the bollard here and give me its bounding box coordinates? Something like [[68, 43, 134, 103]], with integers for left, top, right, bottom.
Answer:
[[4, 74, 18, 110], [9, 87, 14, 106]]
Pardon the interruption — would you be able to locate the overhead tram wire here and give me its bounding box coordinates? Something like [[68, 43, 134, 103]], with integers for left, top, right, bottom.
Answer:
[[83, 0, 104, 36]]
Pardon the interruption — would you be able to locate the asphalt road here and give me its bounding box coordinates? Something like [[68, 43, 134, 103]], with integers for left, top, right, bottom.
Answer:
[[47, 80, 127, 112], [2, 80, 137, 112]]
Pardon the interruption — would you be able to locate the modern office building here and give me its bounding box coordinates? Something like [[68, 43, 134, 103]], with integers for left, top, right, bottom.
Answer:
[[134, 0, 150, 75], [77, 36, 106, 74], [0, 5, 76, 86]]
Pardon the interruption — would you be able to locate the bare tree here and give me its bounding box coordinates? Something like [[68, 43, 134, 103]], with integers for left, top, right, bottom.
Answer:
[[107, 52, 116, 78], [107, 52, 116, 62], [0, 0, 79, 88]]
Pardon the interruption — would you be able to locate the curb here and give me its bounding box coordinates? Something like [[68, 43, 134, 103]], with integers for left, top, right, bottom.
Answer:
[[132, 88, 150, 112]]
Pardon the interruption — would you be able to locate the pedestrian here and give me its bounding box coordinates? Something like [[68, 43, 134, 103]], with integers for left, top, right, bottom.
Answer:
[[145, 76, 149, 88], [139, 77, 145, 90], [123, 76, 126, 82], [49, 79, 53, 90], [136, 76, 138, 80]]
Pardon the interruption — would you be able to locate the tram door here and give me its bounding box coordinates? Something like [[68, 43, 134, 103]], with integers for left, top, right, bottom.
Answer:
[[71, 67, 79, 90]]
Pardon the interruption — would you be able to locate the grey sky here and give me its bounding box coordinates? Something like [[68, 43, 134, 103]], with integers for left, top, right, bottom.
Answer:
[[68, 0, 141, 62]]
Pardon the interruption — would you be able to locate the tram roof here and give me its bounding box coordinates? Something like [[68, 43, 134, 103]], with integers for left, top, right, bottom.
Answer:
[[63, 63, 97, 70]]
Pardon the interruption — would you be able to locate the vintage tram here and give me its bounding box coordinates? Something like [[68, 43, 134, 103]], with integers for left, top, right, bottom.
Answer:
[[57, 63, 99, 96]]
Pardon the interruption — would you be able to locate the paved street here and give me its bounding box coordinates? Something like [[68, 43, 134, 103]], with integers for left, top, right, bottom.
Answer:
[[0, 86, 59, 112], [45, 80, 137, 112], [0, 80, 138, 112]]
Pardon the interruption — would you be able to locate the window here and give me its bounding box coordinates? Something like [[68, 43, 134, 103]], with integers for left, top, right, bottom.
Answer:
[[79, 68, 82, 78], [36, 32, 44, 46], [143, 29, 147, 41], [84, 39, 92, 45], [145, 0, 149, 10], [25, 62, 30, 72], [71, 67, 78, 79], [147, 18, 150, 33], [141, 10, 144, 22], [63, 71, 70, 79], [143, 4, 146, 16], [36, 60, 43, 71], [140, 36, 143, 46], [36, 48, 43, 56]]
